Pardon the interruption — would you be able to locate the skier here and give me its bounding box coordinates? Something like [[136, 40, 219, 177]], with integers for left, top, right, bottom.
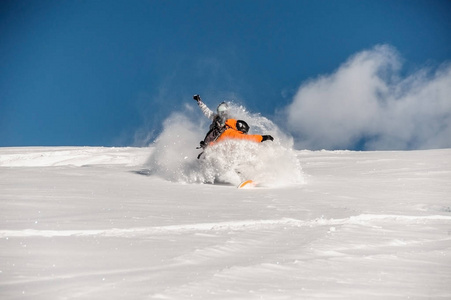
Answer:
[[194, 94, 274, 158], [193, 94, 230, 148]]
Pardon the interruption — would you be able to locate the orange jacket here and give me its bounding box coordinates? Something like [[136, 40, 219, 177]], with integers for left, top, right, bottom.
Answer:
[[213, 119, 263, 144]]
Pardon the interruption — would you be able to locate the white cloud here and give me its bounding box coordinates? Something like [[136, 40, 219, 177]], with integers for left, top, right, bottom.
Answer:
[[283, 45, 451, 150]]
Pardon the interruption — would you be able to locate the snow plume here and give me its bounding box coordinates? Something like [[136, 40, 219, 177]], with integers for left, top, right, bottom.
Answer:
[[283, 45, 451, 150], [146, 103, 304, 187], [200, 140, 303, 186]]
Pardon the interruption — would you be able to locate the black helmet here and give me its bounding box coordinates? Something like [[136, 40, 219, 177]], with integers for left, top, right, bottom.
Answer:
[[236, 120, 249, 133]]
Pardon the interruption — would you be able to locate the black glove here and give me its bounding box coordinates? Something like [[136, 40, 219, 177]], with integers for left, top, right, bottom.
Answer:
[[193, 94, 201, 102], [261, 135, 274, 142]]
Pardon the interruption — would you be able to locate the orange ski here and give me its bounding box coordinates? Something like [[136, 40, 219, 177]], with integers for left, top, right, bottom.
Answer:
[[238, 180, 256, 189]]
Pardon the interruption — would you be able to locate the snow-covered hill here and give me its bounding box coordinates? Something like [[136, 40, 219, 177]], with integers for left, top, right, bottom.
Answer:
[[1, 147, 450, 299]]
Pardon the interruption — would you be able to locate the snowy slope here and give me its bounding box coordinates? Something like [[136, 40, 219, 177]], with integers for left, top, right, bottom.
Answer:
[[1, 147, 450, 299]]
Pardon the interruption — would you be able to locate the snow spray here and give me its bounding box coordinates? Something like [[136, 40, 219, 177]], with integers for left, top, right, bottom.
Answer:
[[145, 103, 304, 187]]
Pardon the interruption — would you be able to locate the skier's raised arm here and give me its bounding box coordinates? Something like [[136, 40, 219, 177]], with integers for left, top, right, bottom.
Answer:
[[193, 94, 215, 120]]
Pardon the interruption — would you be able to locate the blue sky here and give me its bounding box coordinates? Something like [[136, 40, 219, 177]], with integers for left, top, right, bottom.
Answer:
[[1, 0, 450, 149]]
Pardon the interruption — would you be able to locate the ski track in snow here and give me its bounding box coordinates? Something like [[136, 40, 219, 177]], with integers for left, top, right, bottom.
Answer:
[[2, 214, 451, 238]]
